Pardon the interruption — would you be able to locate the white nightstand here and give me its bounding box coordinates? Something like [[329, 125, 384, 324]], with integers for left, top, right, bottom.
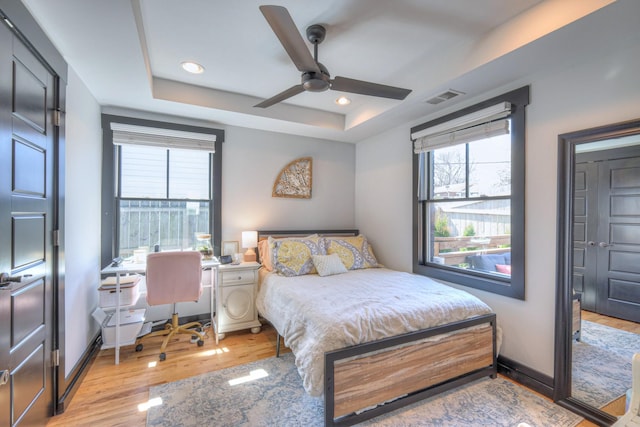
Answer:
[[213, 262, 261, 344]]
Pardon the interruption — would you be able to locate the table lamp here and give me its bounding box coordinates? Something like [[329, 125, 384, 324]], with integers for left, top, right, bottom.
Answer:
[[242, 231, 258, 262]]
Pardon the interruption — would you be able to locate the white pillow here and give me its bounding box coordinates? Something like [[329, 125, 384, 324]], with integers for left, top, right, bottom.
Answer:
[[312, 253, 348, 277]]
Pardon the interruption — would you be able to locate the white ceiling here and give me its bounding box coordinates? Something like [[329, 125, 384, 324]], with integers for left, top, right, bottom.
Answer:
[[19, 0, 621, 142]]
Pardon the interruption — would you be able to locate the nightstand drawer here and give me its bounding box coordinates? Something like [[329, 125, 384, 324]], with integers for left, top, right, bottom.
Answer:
[[220, 269, 257, 286]]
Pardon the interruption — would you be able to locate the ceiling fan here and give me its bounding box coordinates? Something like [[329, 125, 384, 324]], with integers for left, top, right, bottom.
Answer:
[[254, 5, 412, 108]]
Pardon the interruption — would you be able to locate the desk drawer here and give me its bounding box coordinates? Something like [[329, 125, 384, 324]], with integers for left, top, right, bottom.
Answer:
[[220, 269, 257, 286]]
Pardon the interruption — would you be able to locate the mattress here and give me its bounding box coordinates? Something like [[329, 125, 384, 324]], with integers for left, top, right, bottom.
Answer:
[[256, 267, 494, 396]]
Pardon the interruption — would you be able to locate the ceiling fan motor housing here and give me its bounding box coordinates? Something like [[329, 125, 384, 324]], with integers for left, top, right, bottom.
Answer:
[[302, 62, 330, 92]]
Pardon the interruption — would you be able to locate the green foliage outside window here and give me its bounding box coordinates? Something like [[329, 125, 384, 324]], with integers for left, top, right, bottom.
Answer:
[[463, 224, 476, 236], [434, 214, 451, 237]]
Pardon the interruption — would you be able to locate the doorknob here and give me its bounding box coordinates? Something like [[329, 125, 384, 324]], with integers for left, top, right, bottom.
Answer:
[[598, 242, 613, 248], [0, 273, 22, 287], [0, 370, 8, 386]]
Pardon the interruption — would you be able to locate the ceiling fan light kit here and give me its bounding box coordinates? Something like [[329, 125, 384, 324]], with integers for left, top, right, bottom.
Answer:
[[255, 5, 412, 108]]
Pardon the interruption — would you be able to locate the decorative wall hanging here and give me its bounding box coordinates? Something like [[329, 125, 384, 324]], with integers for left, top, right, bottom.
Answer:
[[272, 157, 312, 199]]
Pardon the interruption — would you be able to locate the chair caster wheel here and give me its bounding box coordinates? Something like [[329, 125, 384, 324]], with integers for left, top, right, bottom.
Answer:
[[197, 340, 204, 347], [159, 353, 166, 361], [135, 344, 143, 352]]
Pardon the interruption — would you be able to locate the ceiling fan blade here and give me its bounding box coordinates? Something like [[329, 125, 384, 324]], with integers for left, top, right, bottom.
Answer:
[[259, 5, 321, 74], [331, 76, 412, 100], [254, 84, 305, 108]]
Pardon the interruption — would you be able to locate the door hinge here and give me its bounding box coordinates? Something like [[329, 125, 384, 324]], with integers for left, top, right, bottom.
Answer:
[[53, 109, 62, 127], [52, 349, 60, 367], [52, 230, 60, 247]]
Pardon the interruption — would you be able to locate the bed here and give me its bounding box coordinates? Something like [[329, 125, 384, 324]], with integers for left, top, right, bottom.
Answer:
[[256, 230, 498, 426]]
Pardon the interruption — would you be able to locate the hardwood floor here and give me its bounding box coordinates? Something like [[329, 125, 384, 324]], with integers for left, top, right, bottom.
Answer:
[[582, 310, 640, 334], [49, 311, 635, 426], [47, 323, 287, 427]]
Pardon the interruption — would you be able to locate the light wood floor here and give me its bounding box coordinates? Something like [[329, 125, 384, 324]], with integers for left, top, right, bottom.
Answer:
[[47, 323, 288, 427], [48, 312, 636, 426]]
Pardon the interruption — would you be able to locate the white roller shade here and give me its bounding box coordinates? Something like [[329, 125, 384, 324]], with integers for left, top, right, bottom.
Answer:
[[412, 102, 511, 153], [110, 123, 216, 152], [413, 119, 510, 153]]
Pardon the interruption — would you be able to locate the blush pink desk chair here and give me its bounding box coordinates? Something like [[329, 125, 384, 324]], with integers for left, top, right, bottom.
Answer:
[[135, 251, 206, 361]]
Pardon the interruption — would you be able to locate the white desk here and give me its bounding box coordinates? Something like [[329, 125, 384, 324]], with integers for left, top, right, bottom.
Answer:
[[100, 257, 219, 364]]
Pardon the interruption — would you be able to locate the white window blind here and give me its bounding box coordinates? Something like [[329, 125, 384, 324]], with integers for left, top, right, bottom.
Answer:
[[111, 123, 216, 152], [119, 145, 210, 199], [412, 102, 511, 153]]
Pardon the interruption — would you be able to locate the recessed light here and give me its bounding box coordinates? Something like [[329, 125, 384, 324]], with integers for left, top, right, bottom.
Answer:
[[181, 61, 204, 74], [335, 96, 351, 106]]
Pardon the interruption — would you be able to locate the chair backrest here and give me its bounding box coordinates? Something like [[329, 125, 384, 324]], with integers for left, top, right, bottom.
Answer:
[[145, 251, 203, 306]]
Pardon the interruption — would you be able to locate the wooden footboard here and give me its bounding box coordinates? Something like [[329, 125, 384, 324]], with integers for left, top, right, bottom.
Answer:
[[324, 313, 497, 426]]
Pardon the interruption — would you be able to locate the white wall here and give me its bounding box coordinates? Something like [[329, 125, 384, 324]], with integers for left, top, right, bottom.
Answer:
[[221, 125, 356, 243], [355, 39, 640, 376], [355, 128, 413, 272], [64, 67, 102, 376]]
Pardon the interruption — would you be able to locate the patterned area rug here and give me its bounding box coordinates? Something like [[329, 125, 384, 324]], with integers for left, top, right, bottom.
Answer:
[[572, 320, 639, 408], [147, 353, 581, 427]]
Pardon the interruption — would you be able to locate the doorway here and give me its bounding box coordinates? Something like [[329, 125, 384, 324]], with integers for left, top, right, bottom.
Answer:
[[573, 146, 640, 323]]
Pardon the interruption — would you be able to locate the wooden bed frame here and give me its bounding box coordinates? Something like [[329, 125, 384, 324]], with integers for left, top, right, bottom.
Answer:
[[257, 230, 497, 427]]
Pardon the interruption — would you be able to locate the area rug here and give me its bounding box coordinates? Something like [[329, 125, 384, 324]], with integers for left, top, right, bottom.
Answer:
[[572, 320, 639, 408], [147, 353, 581, 427]]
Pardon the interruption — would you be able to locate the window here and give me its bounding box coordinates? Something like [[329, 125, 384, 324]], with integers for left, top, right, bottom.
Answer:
[[101, 115, 224, 267], [412, 86, 529, 299]]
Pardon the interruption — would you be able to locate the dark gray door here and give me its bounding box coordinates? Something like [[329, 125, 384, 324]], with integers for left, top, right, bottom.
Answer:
[[0, 21, 55, 426], [573, 162, 599, 310], [595, 156, 640, 322]]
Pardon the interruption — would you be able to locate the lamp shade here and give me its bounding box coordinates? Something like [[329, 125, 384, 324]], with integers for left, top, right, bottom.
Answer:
[[242, 231, 258, 262], [242, 231, 258, 249]]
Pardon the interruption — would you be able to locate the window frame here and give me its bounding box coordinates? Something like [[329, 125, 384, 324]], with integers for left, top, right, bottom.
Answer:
[[412, 86, 529, 299], [101, 114, 224, 268]]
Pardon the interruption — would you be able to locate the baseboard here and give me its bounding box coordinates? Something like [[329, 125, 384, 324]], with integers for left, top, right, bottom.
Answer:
[[497, 355, 554, 398], [56, 332, 102, 414]]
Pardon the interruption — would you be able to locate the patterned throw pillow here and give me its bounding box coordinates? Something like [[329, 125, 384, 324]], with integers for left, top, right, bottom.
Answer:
[[262, 234, 318, 272], [324, 235, 379, 270], [272, 237, 325, 276], [312, 253, 348, 277]]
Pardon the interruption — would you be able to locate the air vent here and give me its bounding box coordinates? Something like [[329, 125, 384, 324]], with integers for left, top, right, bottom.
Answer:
[[425, 89, 465, 105]]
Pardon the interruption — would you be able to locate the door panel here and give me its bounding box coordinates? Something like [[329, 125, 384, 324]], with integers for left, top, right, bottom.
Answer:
[[0, 20, 12, 427], [11, 279, 46, 347], [1, 22, 54, 426], [573, 162, 599, 310], [596, 156, 640, 322], [14, 140, 46, 195]]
